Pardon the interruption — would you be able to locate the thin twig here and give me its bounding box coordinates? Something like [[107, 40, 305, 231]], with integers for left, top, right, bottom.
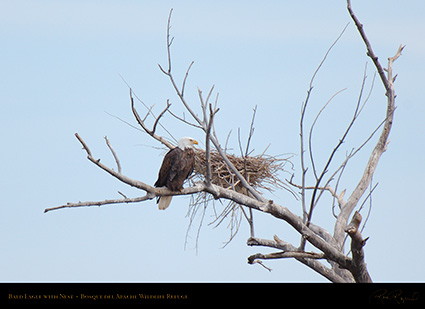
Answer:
[[347, 0, 390, 94], [167, 109, 203, 129], [130, 89, 175, 150], [104, 136, 122, 174], [44, 195, 152, 213], [152, 99, 172, 134], [308, 88, 347, 181], [182, 61, 194, 97], [205, 103, 219, 186], [299, 23, 349, 222], [305, 65, 373, 233], [119, 74, 176, 143]]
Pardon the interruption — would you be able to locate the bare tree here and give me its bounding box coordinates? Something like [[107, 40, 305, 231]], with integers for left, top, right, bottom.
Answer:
[[45, 2, 404, 283]]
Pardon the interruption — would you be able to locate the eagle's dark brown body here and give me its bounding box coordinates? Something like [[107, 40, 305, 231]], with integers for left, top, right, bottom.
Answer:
[[155, 147, 195, 191], [154, 145, 195, 209]]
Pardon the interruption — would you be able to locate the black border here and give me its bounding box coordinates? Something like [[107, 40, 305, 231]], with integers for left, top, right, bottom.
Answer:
[[2, 283, 424, 306]]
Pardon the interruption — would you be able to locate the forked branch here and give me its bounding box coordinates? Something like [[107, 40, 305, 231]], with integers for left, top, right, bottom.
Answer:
[[130, 89, 174, 149], [333, 1, 405, 248]]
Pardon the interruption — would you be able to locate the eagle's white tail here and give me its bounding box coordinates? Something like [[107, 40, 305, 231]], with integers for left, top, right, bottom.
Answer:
[[158, 196, 173, 210]]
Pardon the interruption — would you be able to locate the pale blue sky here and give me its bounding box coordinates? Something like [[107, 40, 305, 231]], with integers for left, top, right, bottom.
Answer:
[[1, 0, 424, 282]]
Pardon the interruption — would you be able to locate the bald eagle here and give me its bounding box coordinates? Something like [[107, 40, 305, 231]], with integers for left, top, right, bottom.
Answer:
[[154, 137, 198, 210]]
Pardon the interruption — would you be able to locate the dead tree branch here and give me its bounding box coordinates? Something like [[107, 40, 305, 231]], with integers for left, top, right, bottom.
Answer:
[[104, 136, 122, 174], [130, 89, 174, 150], [347, 1, 390, 94], [44, 133, 204, 214], [205, 103, 219, 186], [333, 1, 405, 249], [44, 195, 151, 213], [345, 211, 372, 283], [247, 236, 350, 283]]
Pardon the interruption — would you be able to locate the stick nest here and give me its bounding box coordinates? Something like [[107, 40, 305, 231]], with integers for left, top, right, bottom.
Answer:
[[186, 149, 296, 249], [192, 149, 294, 195]]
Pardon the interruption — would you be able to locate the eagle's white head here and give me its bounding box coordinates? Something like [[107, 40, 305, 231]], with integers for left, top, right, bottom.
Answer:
[[178, 137, 198, 150]]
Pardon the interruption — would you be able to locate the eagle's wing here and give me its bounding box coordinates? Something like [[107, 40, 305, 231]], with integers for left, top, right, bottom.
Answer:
[[154, 147, 180, 188], [155, 147, 181, 210]]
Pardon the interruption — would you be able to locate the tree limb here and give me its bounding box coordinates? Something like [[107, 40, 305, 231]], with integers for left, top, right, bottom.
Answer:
[[334, 1, 405, 248], [73, 133, 202, 197], [63, 134, 355, 274], [44, 195, 152, 213], [247, 236, 351, 283], [345, 211, 372, 282]]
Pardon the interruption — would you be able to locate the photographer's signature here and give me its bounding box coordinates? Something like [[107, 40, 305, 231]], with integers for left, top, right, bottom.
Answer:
[[370, 289, 420, 305]]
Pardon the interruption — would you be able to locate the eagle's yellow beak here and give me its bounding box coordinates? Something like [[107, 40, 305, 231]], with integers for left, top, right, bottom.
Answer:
[[192, 139, 199, 145]]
